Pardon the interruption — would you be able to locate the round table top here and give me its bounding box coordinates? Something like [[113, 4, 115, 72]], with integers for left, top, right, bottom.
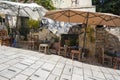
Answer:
[[40, 43, 49, 47]]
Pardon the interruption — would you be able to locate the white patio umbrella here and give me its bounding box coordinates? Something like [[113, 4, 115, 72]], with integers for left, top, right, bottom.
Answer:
[[45, 9, 120, 26], [0, 1, 47, 20]]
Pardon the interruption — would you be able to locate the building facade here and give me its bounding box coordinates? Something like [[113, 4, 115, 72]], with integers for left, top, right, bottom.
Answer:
[[52, 0, 96, 12]]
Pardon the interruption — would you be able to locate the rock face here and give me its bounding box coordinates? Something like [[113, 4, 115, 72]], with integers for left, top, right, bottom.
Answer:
[[96, 27, 120, 54], [105, 28, 120, 52]]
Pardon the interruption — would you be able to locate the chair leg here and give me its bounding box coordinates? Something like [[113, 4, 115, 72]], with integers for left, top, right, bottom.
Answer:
[[72, 53, 74, 60], [78, 54, 80, 61], [39, 45, 41, 52]]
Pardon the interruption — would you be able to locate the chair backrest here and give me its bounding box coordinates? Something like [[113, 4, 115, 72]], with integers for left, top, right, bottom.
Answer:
[[100, 47, 104, 57], [98, 47, 104, 64], [0, 29, 8, 37], [33, 35, 39, 41], [53, 42, 60, 51]]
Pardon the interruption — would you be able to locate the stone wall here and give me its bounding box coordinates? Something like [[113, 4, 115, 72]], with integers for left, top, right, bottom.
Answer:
[[75, 27, 120, 56], [96, 27, 120, 55], [104, 30, 120, 52]]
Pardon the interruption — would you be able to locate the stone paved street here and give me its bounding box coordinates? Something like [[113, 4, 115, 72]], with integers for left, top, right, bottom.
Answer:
[[0, 46, 120, 80]]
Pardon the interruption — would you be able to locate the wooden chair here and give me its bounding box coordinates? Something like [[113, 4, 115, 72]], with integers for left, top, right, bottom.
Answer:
[[33, 35, 39, 49], [0, 29, 10, 46], [49, 42, 60, 54], [112, 57, 118, 69], [0, 39, 2, 45], [28, 37, 34, 49], [98, 47, 112, 66], [39, 43, 49, 54], [117, 58, 120, 69], [59, 46, 68, 57], [71, 48, 81, 61]]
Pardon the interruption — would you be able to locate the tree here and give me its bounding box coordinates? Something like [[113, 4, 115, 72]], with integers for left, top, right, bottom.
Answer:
[[11, 0, 55, 10], [93, 0, 120, 15], [34, 0, 55, 10], [28, 19, 39, 29]]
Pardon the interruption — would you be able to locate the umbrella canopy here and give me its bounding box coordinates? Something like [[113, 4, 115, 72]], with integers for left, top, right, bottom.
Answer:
[[44, 9, 120, 26], [0, 1, 47, 20], [44, 9, 120, 57]]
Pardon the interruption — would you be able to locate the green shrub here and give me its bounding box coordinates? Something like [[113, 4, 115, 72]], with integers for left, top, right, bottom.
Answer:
[[28, 19, 40, 29]]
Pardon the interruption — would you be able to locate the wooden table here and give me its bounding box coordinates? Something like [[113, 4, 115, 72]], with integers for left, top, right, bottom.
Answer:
[[39, 43, 49, 54]]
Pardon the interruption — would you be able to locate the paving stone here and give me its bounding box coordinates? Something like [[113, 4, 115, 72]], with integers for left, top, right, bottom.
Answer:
[[83, 63, 91, 69], [115, 69, 120, 76], [0, 76, 9, 80], [13, 63, 28, 70], [52, 67, 63, 76], [104, 73, 115, 80], [32, 53, 45, 58], [73, 61, 82, 68], [15, 56, 27, 61], [66, 59, 73, 65], [0, 67, 22, 79], [22, 58, 36, 64], [7, 55, 19, 59], [84, 75, 94, 80], [42, 55, 52, 60], [84, 68, 92, 76], [11, 74, 28, 80], [20, 61, 33, 66], [41, 63, 55, 72], [46, 60, 57, 65], [49, 55, 61, 62], [63, 64, 73, 76], [72, 74, 83, 80], [58, 57, 67, 64], [0, 54, 7, 58], [113, 75, 120, 80], [47, 74, 59, 80], [56, 62, 65, 69], [21, 68, 36, 76], [73, 67, 83, 76], [5, 59, 19, 65], [108, 68, 119, 76], [0, 64, 10, 71], [100, 67, 110, 74], [30, 61, 44, 69], [60, 74, 71, 80], [92, 70, 106, 80], [84, 76, 104, 80], [3, 52, 16, 56], [26, 56, 39, 61], [29, 68, 50, 80], [0, 58, 10, 63], [91, 65, 101, 72], [40, 58, 49, 62]]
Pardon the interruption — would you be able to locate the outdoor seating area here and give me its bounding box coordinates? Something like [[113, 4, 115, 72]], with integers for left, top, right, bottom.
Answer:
[[104, 50, 120, 69], [0, 0, 120, 79], [5, 29, 118, 70]]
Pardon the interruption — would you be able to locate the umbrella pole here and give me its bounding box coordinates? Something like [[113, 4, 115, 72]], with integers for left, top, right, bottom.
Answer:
[[16, 6, 20, 30], [82, 12, 89, 59]]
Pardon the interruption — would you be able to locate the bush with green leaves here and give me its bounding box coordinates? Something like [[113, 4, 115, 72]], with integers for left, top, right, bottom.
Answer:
[[28, 19, 40, 29]]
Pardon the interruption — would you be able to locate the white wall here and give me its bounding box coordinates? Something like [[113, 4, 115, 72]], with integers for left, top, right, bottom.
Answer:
[[52, 0, 71, 8], [52, 0, 93, 8], [78, 0, 92, 7], [52, 0, 96, 12]]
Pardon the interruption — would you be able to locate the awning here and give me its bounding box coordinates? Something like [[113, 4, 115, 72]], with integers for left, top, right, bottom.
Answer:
[[0, 1, 47, 20]]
